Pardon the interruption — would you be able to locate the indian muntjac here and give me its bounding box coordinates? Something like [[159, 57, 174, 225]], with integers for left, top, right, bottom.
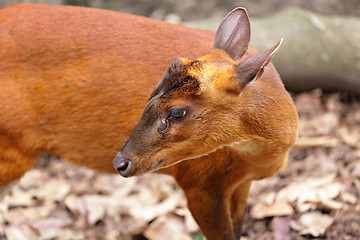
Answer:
[[0, 4, 298, 240]]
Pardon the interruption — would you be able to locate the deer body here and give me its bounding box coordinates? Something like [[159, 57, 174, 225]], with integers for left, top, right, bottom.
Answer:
[[0, 3, 213, 180], [0, 4, 298, 240]]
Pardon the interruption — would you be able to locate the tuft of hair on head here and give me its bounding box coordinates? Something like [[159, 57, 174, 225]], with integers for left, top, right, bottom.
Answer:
[[155, 59, 202, 99]]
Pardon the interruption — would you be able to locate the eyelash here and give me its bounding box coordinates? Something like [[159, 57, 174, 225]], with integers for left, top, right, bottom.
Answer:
[[168, 108, 186, 119]]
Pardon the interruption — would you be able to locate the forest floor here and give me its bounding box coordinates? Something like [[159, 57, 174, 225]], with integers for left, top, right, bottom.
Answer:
[[1, 90, 360, 240]]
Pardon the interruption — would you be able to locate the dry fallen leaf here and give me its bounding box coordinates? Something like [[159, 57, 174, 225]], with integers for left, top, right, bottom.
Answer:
[[340, 192, 357, 205], [144, 213, 192, 240], [276, 174, 343, 212], [250, 200, 294, 219], [351, 161, 360, 178], [19, 169, 47, 188], [294, 136, 339, 149], [4, 203, 57, 223], [0, 209, 5, 234], [129, 191, 183, 222], [4, 225, 38, 240], [30, 216, 72, 229], [34, 179, 72, 203], [339, 126, 360, 148], [38, 228, 84, 240], [297, 181, 342, 212], [3, 186, 37, 207], [174, 208, 200, 233], [298, 113, 339, 137], [83, 195, 113, 225], [290, 212, 334, 237]]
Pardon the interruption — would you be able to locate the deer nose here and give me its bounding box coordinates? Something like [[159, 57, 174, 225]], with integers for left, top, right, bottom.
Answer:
[[113, 152, 133, 177]]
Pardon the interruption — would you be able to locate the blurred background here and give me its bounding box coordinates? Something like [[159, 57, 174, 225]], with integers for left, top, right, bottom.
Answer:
[[0, 1, 359, 240], [1, 0, 359, 94], [1, 0, 360, 19]]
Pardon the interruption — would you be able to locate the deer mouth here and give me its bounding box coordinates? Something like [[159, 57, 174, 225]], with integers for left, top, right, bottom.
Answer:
[[150, 159, 166, 172]]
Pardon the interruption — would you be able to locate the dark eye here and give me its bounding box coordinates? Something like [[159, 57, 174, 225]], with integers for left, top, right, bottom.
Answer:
[[168, 108, 186, 120]]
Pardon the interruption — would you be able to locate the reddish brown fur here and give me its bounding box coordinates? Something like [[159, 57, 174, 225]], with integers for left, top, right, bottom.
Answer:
[[0, 3, 214, 183], [0, 4, 298, 240]]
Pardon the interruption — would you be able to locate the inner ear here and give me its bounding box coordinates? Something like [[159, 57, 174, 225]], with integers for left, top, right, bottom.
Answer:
[[212, 8, 251, 61], [235, 39, 283, 85]]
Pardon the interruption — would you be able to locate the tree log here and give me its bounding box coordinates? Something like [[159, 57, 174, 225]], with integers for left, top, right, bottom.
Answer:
[[185, 8, 360, 94]]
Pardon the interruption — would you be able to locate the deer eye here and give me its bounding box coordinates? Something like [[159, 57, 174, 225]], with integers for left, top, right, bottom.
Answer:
[[159, 107, 188, 132], [168, 108, 186, 120]]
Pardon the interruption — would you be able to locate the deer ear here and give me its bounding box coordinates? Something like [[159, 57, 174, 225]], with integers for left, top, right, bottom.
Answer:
[[235, 39, 283, 85], [212, 8, 250, 61]]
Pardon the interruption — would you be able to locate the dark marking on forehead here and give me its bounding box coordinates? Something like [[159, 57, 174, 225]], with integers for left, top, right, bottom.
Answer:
[[149, 59, 201, 100]]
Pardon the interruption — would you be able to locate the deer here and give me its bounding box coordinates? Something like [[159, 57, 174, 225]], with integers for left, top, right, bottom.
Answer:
[[0, 3, 298, 240]]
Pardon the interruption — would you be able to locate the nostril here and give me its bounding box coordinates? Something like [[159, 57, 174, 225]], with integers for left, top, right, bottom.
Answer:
[[113, 155, 133, 177], [117, 160, 129, 172]]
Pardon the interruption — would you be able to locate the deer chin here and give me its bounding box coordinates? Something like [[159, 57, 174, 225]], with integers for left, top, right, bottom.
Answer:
[[133, 138, 262, 175], [146, 144, 227, 173]]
